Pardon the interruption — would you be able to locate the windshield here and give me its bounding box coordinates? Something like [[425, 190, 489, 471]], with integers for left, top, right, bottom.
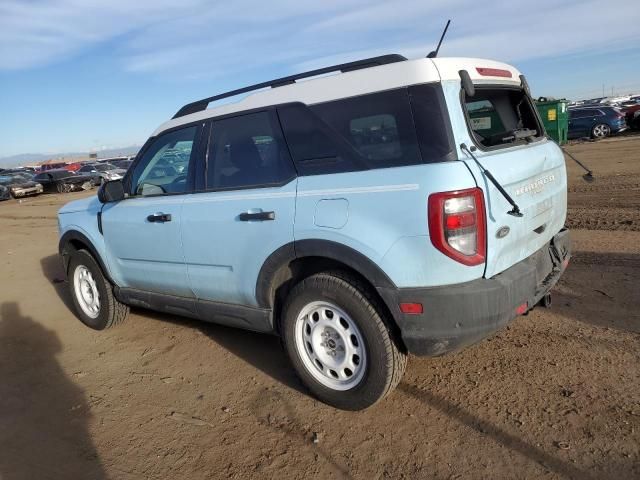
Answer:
[[464, 87, 543, 149], [95, 163, 116, 172], [53, 171, 73, 179], [0, 175, 29, 185]]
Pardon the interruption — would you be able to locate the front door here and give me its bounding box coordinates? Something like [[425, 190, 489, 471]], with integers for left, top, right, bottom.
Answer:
[[181, 110, 297, 307], [102, 125, 202, 297]]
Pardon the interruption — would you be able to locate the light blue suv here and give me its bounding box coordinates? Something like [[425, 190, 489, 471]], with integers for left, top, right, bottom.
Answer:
[[58, 54, 570, 410]]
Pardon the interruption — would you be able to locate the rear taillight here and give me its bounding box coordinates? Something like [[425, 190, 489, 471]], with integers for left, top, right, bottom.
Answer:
[[428, 188, 486, 266]]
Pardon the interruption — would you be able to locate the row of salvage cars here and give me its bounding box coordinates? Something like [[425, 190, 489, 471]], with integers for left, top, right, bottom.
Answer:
[[0, 162, 129, 202]]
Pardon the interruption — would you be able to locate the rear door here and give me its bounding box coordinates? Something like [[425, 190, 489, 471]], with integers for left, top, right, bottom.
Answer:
[[181, 110, 297, 309], [461, 85, 567, 278]]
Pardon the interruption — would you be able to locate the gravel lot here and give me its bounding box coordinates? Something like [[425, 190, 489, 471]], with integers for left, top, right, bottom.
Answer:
[[1, 137, 638, 480]]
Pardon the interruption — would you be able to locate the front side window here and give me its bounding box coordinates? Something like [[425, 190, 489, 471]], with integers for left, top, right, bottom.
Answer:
[[206, 111, 295, 190], [130, 126, 198, 196], [464, 87, 543, 149]]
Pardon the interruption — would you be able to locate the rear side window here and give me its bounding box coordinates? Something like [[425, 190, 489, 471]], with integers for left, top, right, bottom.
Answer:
[[206, 111, 295, 190], [279, 89, 423, 175], [409, 83, 456, 163], [463, 87, 543, 149]]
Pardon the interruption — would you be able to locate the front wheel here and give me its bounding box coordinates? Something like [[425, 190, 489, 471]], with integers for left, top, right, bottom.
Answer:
[[282, 272, 406, 410], [591, 123, 610, 139], [68, 249, 129, 330]]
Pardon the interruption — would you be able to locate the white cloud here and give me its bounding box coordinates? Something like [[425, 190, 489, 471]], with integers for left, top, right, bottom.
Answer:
[[0, 0, 639, 75]]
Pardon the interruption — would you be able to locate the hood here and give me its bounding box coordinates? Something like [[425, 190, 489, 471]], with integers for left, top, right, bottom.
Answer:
[[13, 181, 38, 188], [58, 195, 101, 215]]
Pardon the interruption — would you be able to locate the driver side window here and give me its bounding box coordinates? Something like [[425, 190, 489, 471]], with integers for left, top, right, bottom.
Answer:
[[131, 126, 197, 196]]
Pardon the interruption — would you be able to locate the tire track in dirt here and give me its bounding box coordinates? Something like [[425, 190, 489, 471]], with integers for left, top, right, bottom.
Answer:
[[567, 173, 640, 231]]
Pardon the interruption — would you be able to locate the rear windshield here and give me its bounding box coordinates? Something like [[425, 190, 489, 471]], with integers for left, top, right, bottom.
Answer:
[[464, 87, 543, 149]]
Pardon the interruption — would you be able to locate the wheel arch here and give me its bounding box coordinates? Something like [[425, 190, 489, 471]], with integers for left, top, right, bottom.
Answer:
[[256, 240, 404, 347], [59, 230, 114, 283]]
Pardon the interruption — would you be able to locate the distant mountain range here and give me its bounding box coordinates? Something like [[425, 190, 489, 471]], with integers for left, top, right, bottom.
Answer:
[[0, 146, 141, 169]]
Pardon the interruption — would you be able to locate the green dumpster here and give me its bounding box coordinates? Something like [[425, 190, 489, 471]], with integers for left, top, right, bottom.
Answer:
[[535, 98, 569, 145]]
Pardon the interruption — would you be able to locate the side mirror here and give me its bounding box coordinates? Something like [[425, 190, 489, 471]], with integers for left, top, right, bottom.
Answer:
[[98, 179, 125, 203]]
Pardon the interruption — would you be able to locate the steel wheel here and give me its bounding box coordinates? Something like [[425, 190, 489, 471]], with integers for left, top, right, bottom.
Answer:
[[73, 265, 101, 319], [294, 301, 367, 391], [592, 123, 610, 138]]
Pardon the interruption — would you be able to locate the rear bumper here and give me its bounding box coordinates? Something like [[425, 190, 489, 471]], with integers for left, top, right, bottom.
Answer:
[[378, 229, 571, 356]]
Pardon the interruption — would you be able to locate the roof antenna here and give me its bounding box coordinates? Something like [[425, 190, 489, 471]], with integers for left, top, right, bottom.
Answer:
[[427, 19, 451, 58]]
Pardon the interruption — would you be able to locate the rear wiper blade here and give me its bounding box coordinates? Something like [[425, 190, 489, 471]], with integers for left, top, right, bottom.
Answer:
[[461, 143, 523, 217]]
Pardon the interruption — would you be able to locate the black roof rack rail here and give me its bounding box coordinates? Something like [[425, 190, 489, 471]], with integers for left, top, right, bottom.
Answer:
[[172, 54, 407, 119]]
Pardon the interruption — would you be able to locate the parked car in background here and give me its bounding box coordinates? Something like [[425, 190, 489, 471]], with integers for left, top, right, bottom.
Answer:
[[109, 158, 134, 171], [3, 166, 36, 175], [77, 163, 126, 184], [0, 174, 43, 198], [620, 102, 640, 130], [0, 184, 11, 201], [65, 162, 84, 172], [96, 156, 129, 164], [33, 169, 94, 193], [568, 106, 627, 139], [39, 162, 68, 172]]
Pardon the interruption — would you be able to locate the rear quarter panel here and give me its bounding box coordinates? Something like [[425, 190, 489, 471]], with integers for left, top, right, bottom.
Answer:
[[294, 162, 483, 288]]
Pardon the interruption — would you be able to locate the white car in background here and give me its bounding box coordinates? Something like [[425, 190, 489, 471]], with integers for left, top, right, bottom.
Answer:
[[77, 163, 127, 185]]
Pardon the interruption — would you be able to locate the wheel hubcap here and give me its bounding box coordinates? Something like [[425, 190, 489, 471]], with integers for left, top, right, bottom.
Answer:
[[294, 301, 366, 391], [594, 124, 609, 137], [73, 265, 100, 318]]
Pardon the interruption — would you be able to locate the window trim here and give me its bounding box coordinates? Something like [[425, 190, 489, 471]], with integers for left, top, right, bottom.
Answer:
[[460, 84, 546, 153], [195, 107, 298, 194]]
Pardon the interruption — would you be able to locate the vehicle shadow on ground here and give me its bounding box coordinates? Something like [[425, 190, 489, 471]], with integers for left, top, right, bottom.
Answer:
[[40, 254, 76, 313], [398, 383, 597, 480], [0, 302, 107, 480], [140, 309, 307, 395]]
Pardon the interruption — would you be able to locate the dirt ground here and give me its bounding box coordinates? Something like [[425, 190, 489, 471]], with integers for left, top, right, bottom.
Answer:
[[1, 136, 639, 480]]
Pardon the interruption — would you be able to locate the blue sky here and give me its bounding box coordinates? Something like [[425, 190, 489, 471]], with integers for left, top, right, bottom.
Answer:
[[1, 0, 639, 158]]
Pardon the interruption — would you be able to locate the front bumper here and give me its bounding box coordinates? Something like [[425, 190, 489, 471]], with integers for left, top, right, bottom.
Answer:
[[12, 186, 43, 197], [378, 229, 571, 356]]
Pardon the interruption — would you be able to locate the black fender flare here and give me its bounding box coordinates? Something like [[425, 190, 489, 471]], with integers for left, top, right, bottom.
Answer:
[[58, 230, 114, 283], [255, 239, 397, 309]]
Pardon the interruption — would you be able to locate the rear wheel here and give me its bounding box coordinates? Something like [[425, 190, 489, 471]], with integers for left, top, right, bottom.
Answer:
[[591, 123, 610, 139], [68, 249, 129, 330], [282, 272, 406, 410]]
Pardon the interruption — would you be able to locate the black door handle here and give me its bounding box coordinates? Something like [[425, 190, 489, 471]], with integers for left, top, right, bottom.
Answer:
[[239, 211, 275, 221], [147, 212, 172, 222]]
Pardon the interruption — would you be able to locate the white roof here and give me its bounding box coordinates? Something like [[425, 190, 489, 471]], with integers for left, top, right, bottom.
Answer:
[[153, 57, 522, 136]]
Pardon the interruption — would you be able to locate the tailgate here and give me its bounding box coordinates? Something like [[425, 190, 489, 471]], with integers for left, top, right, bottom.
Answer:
[[464, 140, 567, 278]]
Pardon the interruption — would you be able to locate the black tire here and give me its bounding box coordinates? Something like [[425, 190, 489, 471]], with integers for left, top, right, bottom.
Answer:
[[281, 271, 407, 410], [68, 249, 129, 330]]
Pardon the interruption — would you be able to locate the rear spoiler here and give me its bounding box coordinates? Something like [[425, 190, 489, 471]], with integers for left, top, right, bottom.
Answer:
[[458, 69, 531, 97]]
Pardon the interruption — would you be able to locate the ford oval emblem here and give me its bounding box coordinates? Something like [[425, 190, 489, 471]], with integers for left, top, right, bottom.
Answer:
[[496, 226, 510, 239]]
